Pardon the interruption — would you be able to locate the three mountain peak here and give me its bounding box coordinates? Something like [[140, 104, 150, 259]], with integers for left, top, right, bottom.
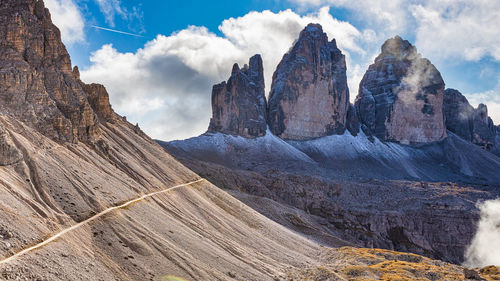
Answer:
[[208, 23, 497, 150]]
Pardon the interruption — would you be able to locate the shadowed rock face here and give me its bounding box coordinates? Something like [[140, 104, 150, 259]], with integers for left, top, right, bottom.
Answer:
[[0, 0, 114, 143], [443, 89, 496, 149], [0, 124, 22, 166], [355, 36, 447, 145], [472, 104, 496, 149], [443, 89, 475, 142], [268, 23, 350, 140], [208, 54, 267, 138]]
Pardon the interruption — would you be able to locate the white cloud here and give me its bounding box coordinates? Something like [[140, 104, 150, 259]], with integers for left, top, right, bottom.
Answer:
[[290, 0, 500, 63], [81, 7, 364, 141], [44, 0, 85, 44], [94, 0, 127, 27], [290, 0, 409, 35], [465, 199, 500, 267], [411, 1, 500, 62], [466, 89, 500, 125], [94, 0, 144, 33]]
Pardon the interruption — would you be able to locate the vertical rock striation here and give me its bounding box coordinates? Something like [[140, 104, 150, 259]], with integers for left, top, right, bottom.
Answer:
[[0, 0, 114, 143], [355, 36, 447, 145], [443, 88, 496, 149], [471, 103, 496, 149], [208, 54, 267, 138], [268, 23, 350, 140], [0, 123, 22, 166]]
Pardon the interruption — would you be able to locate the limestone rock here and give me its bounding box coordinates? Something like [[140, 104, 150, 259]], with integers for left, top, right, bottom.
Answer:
[[81, 83, 115, 122], [472, 104, 496, 149], [0, 124, 22, 166], [355, 36, 447, 145], [443, 88, 496, 149], [0, 0, 114, 143], [346, 104, 360, 136], [208, 54, 267, 138], [443, 88, 474, 142], [268, 23, 350, 140]]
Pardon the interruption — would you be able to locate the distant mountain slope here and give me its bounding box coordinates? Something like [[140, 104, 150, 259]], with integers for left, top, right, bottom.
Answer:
[[163, 129, 500, 184], [160, 130, 500, 264]]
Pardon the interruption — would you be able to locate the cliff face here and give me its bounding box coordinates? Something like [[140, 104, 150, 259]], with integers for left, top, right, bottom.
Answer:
[[0, 0, 114, 143], [208, 55, 267, 138], [268, 23, 350, 140], [443, 88, 496, 149], [355, 36, 447, 145]]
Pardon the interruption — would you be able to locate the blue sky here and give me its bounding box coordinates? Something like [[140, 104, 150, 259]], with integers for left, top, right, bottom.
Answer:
[[67, 1, 289, 69], [45, 0, 500, 140]]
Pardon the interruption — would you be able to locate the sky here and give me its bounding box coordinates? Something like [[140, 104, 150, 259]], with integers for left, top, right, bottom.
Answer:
[[44, 0, 500, 141]]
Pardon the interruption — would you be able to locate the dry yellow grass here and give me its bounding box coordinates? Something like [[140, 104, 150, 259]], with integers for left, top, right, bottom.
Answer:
[[287, 247, 500, 281]]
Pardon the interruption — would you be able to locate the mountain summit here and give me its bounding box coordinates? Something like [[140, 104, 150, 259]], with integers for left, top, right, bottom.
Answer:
[[268, 23, 350, 140], [0, 0, 114, 143], [355, 36, 447, 145]]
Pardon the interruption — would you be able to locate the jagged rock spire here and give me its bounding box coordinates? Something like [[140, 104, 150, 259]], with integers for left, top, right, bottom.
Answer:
[[355, 36, 447, 145], [267, 23, 350, 140], [208, 54, 267, 138], [443, 88, 496, 149]]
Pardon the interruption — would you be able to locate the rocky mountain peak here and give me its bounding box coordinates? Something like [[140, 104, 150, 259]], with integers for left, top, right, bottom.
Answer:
[[299, 23, 328, 41], [0, 0, 115, 143], [355, 36, 446, 145], [443, 88, 497, 149], [268, 23, 350, 140], [379, 35, 418, 61], [208, 54, 267, 138]]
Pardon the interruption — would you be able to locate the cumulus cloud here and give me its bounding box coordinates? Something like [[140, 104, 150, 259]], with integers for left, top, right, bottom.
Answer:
[[464, 199, 500, 267], [290, 0, 500, 63], [290, 0, 409, 35], [81, 7, 365, 140], [44, 0, 85, 44], [411, 1, 500, 62]]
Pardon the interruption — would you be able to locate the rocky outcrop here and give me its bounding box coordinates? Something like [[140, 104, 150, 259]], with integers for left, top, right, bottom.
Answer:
[[208, 55, 267, 138], [345, 104, 360, 136], [81, 82, 115, 122], [443, 88, 496, 149], [268, 23, 350, 140], [443, 89, 475, 141], [0, 0, 114, 143], [471, 104, 496, 149], [355, 36, 447, 145], [0, 124, 22, 166]]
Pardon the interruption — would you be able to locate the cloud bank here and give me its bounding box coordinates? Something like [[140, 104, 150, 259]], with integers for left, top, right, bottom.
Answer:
[[81, 8, 366, 141], [290, 0, 500, 62], [465, 199, 500, 267]]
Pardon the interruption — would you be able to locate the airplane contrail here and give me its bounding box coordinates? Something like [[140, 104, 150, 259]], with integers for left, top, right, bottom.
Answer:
[[91, 25, 144, 37]]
